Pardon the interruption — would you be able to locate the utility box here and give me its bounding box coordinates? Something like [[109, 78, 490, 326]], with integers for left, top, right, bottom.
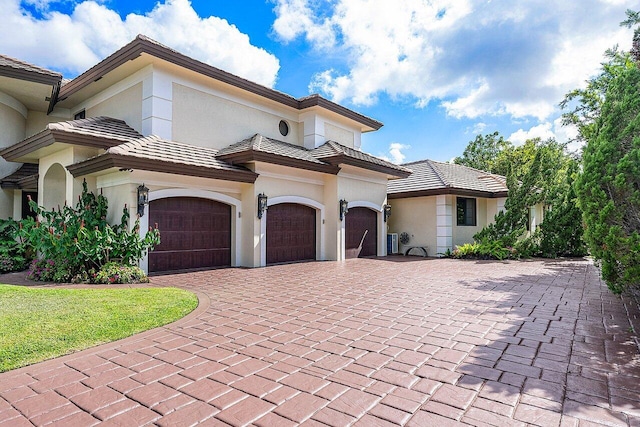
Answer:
[[387, 233, 399, 254]]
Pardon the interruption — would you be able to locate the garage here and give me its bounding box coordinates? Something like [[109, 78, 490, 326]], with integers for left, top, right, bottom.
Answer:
[[149, 197, 231, 272], [267, 203, 316, 264], [346, 207, 377, 258]]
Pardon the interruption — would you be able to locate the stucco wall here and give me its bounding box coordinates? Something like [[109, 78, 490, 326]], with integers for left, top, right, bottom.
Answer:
[[0, 100, 26, 218], [25, 111, 68, 138], [453, 197, 488, 247], [388, 196, 437, 255], [325, 123, 354, 148], [87, 83, 143, 133], [172, 83, 300, 149]]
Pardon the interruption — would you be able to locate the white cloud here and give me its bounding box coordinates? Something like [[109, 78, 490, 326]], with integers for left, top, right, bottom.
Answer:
[[378, 142, 410, 164], [0, 0, 280, 86], [508, 118, 582, 151], [508, 123, 555, 146], [470, 122, 487, 134], [273, 0, 635, 121]]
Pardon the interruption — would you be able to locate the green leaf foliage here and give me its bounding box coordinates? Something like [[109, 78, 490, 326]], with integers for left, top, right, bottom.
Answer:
[[575, 60, 640, 293], [19, 180, 160, 283]]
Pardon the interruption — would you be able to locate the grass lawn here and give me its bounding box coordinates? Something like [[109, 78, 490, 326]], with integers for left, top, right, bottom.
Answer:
[[0, 285, 198, 372]]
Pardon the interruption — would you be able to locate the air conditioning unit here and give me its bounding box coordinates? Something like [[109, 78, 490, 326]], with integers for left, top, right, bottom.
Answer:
[[387, 233, 399, 254]]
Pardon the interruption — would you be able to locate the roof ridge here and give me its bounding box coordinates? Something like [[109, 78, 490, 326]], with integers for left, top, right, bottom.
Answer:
[[426, 159, 449, 188]]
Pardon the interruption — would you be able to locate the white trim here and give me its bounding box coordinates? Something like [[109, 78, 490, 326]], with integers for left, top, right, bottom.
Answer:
[[339, 170, 388, 185], [258, 171, 324, 187], [139, 188, 242, 273], [347, 200, 383, 212], [259, 195, 326, 267], [0, 91, 28, 119], [343, 201, 386, 258]]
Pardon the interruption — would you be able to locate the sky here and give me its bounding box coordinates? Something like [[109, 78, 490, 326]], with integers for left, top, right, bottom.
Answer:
[[1, 0, 636, 164]]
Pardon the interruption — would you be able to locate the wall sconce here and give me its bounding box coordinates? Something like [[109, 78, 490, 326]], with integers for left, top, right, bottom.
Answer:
[[383, 204, 392, 222], [137, 184, 149, 217], [257, 193, 268, 219], [339, 199, 349, 221]]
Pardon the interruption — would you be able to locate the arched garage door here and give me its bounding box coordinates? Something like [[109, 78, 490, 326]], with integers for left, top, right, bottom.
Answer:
[[149, 197, 231, 272], [267, 203, 316, 264], [346, 207, 377, 258]]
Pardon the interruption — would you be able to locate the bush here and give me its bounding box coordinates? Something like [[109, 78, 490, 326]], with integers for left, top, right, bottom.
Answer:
[[92, 262, 149, 284], [20, 180, 160, 283], [0, 219, 30, 273]]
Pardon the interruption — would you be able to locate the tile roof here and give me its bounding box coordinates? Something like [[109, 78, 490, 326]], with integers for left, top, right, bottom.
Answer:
[[0, 163, 38, 189], [47, 116, 145, 142], [108, 136, 251, 173], [388, 159, 508, 198], [217, 134, 410, 178], [0, 55, 62, 80], [216, 134, 340, 174], [218, 134, 329, 166], [67, 135, 258, 183], [0, 117, 146, 162], [312, 140, 412, 177]]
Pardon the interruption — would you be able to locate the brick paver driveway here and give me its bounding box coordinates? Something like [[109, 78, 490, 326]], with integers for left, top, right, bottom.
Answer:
[[1, 258, 639, 426]]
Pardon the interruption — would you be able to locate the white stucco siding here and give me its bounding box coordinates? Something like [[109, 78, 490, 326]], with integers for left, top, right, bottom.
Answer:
[[172, 83, 300, 149], [452, 197, 487, 248], [0, 99, 27, 218], [86, 83, 143, 133], [325, 123, 354, 148], [388, 196, 438, 256]]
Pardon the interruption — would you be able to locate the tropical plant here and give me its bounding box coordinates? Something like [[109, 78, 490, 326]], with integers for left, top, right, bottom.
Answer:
[[21, 180, 160, 283]]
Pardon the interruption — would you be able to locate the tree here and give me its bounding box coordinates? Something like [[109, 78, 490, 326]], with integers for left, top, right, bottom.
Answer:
[[567, 9, 640, 293], [453, 132, 510, 173]]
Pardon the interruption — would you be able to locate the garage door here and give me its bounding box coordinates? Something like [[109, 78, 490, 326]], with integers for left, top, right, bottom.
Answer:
[[267, 203, 316, 264], [346, 207, 377, 258], [149, 197, 231, 272]]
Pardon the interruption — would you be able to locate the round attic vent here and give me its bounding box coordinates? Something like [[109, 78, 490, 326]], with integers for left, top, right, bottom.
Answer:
[[279, 120, 289, 136]]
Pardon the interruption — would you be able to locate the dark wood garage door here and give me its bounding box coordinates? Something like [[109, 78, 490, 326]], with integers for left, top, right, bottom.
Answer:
[[149, 197, 231, 272], [267, 203, 316, 264], [346, 207, 377, 258]]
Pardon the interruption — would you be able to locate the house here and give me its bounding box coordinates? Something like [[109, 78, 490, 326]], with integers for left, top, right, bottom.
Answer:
[[0, 35, 410, 273], [387, 159, 544, 255]]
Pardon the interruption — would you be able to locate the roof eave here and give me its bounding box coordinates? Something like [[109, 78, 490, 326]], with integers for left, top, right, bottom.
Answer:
[[0, 129, 125, 162], [218, 151, 340, 175], [0, 66, 61, 86], [67, 153, 259, 183], [388, 188, 508, 199], [321, 154, 411, 179], [56, 37, 381, 130]]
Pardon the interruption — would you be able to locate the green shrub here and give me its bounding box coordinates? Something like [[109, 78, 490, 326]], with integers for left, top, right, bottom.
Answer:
[[20, 180, 160, 283], [0, 219, 31, 273], [92, 262, 149, 284]]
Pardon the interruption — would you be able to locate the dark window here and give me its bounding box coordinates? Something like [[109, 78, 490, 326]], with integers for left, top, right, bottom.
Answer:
[[74, 110, 85, 120], [279, 120, 289, 136], [456, 197, 476, 226], [22, 192, 37, 220]]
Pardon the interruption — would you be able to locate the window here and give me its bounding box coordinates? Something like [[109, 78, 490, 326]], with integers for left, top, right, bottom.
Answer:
[[74, 110, 85, 120], [279, 120, 289, 136], [456, 197, 476, 226]]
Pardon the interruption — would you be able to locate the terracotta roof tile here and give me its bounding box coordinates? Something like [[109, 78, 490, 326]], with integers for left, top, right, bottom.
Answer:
[[388, 160, 507, 197]]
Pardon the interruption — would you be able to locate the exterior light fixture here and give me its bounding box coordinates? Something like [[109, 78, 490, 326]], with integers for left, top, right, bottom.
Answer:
[[257, 193, 268, 219], [383, 204, 392, 222], [137, 184, 149, 217], [339, 199, 349, 221]]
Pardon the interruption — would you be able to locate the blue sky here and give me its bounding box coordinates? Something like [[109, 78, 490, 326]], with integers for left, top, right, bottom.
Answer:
[[2, 0, 636, 163]]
